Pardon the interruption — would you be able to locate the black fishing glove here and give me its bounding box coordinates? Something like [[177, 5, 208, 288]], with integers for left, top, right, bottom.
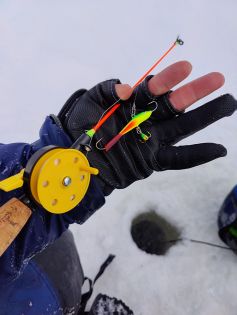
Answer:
[[57, 77, 237, 195]]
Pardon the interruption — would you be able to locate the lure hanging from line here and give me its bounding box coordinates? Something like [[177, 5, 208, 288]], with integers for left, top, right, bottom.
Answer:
[[73, 36, 184, 152], [104, 110, 153, 151]]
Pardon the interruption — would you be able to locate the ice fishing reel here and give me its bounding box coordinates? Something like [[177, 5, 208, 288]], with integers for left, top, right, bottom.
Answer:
[[0, 145, 98, 214]]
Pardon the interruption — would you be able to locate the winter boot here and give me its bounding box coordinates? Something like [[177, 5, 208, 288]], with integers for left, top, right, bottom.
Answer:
[[78, 255, 134, 314]]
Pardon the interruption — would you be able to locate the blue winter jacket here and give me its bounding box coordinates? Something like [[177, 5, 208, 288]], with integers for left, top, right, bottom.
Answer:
[[0, 116, 105, 314]]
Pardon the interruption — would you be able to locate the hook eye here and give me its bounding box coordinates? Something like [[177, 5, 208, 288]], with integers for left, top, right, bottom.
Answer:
[[176, 36, 184, 46], [148, 100, 158, 113], [95, 138, 106, 151]]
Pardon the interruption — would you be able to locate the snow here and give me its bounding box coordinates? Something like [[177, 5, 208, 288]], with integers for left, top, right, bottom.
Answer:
[[1, 0, 237, 314]]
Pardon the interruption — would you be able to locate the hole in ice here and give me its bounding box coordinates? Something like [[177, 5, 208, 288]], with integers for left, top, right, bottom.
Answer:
[[131, 211, 181, 255]]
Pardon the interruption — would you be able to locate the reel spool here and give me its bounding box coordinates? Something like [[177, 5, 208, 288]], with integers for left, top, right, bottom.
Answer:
[[0, 146, 99, 214]]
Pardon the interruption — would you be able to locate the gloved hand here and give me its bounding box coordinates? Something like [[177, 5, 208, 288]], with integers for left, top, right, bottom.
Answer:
[[58, 61, 237, 195]]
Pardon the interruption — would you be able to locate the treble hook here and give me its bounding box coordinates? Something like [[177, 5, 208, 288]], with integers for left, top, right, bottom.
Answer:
[[139, 131, 152, 143]]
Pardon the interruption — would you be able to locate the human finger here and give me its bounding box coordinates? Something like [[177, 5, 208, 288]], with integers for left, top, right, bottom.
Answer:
[[156, 143, 227, 170], [157, 94, 237, 145], [147, 60, 192, 96], [115, 84, 133, 100], [130, 61, 192, 121], [169, 72, 225, 111]]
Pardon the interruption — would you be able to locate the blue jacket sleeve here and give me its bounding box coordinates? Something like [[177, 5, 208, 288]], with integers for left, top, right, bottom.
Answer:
[[0, 116, 105, 288]]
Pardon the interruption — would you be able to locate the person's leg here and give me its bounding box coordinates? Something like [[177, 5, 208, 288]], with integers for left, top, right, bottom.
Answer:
[[33, 230, 84, 314]]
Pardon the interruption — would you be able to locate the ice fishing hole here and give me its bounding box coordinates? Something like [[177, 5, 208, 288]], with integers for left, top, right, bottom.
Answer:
[[131, 211, 181, 255]]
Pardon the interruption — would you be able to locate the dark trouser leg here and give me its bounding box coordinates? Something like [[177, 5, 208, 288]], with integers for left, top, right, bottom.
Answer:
[[33, 230, 84, 314]]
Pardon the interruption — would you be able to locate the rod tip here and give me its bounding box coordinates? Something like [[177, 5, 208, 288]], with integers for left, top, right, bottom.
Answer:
[[176, 36, 184, 46]]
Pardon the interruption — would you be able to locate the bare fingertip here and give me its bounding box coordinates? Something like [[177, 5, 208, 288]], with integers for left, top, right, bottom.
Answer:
[[115, 84, 133, 100], [211, 72, 225, 87], [175, 60, 193, 76], [182, 60, 192, 71]]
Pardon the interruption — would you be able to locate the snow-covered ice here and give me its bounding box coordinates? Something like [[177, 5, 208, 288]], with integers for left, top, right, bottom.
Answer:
[[1, 0, 237, 314]]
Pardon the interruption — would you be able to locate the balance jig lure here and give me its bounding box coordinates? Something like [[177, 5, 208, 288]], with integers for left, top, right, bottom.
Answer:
[[96, 101, 158, 151]]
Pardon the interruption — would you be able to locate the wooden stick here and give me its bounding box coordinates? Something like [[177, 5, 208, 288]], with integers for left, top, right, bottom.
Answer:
[[0, 198, 32, 256]]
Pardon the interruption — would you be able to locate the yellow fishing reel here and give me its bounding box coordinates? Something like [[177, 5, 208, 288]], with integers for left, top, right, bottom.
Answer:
[[0, 145, 98, 214]]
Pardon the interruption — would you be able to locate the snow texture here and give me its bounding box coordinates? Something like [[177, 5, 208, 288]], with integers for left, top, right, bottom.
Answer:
[[0, 0, 237, 314]]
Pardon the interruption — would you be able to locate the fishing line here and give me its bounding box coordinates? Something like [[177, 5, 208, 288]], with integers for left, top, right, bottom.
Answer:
[[165, 238, 232, 250]]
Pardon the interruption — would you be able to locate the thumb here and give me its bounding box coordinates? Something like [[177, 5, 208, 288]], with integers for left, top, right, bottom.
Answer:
[[115, 84, 133, 100]]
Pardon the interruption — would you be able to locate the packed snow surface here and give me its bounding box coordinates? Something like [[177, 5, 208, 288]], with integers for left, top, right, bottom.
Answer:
[[1, 1, 237, 314]]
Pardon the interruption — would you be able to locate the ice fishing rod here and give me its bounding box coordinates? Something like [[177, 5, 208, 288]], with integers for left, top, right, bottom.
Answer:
[[72, 36, 184, 152], [0, 37, 185, 257], [0, 37, 184, 216]]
